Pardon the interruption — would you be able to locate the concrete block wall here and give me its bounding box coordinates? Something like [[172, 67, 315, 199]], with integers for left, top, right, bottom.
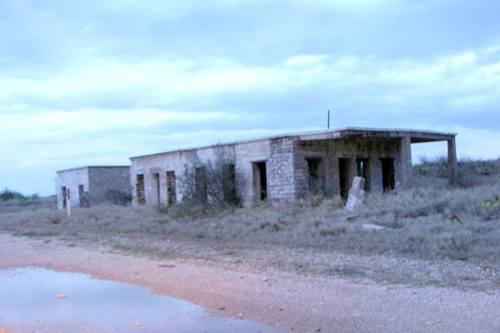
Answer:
[[89, 167, 131, 202], [131, 145, 246, 207], [131, 150, 195, 207], [130, 140, 280, 207]]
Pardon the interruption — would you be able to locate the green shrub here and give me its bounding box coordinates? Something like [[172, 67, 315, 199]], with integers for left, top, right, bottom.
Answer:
[[0, 188, 27, 201]]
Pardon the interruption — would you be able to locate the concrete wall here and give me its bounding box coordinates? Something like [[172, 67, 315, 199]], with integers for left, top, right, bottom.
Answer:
[[88, 167, 131, 202], [131, 149, 203, 207], [56, 168, 89, 209], [130, 138, 307, 207]]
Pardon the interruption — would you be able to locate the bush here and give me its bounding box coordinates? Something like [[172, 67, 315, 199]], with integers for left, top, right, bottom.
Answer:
[[179, 148, 244, 207], [0, 188, 27, 201], [414, 157, 500, 180]]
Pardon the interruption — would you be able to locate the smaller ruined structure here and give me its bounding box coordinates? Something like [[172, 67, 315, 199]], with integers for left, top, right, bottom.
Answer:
[[56, 166, 130, 210]]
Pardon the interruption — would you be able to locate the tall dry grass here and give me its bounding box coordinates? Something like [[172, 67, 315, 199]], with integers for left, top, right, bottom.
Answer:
[[0, 159, 499, 264]]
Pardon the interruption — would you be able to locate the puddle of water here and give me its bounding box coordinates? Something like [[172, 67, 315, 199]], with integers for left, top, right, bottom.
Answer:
[[0, 267, 277, 333]]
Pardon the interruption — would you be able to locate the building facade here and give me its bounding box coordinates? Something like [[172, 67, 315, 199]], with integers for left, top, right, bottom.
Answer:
[[130, 128, 458, 208], [56, 166, 131, 209]]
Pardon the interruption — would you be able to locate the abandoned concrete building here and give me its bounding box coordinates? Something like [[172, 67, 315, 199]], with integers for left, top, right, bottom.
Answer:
[[56, 166, 130, 210], [130, 128, 457, 208]]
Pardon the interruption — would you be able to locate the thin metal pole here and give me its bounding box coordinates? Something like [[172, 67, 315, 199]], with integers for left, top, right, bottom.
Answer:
[[327, 110, 331, 129]]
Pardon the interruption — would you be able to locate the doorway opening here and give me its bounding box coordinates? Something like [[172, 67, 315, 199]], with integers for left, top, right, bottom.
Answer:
[[166, 171, 176, 206], [136, 174, 145, 205], [338, 158, 350, 199], [356, 158, 370, 191], [195, 167, 208, 204], [306, 157, 323, 195], [222, 164, 237, 204], [253, 162, 267, 201], [61, 186, 67, 209], [380, 158, 395, 191], [78, 185, 85, 206]]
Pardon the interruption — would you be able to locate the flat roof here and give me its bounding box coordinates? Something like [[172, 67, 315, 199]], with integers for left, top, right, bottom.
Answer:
[[130, 127, 456, 160], [299, 127, 456, 143], [56, 165, 130, 173]]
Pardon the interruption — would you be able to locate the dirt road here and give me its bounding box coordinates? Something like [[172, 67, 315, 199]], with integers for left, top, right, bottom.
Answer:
[[0, 234, 498, 333]]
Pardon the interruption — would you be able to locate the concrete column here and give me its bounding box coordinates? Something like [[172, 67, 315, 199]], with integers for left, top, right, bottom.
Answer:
[[398, 136, 413, 188], [447, 137, 458, 184], [324, 150, 338, 197], [369, 157, 383, 193]]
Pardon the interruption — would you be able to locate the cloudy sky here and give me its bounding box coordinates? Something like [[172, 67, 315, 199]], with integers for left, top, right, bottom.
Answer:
[[1, 0, 500, 195]]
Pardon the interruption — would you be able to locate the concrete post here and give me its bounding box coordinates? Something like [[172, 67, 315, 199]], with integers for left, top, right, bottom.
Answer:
[[398, 136, 413, 188], [447, 137, 458, 184]]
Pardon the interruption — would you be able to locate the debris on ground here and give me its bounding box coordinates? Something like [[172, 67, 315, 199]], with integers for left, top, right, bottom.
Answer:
[[345, 177, 365, 212]]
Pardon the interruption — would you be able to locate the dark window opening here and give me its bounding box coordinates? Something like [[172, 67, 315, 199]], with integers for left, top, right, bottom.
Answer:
[[306, 157, 323, 195], [166, 171, 176, 205], [381, 158, 395, 191], [356, 158, 370, 191], [136, 174, 145, 205], [61, 186, 67, 209], [195, 167, 208, 204], [223, 164, 237, 204], [153, 173, 161, 207], [78, 185, 85, 206], [253, 162, 267, 201], [338, 158, 350, 199]]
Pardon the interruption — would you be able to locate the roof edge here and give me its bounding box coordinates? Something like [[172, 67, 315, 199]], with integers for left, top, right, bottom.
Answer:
[[130, 127, 457, 160], [57, 165, 130, 173]]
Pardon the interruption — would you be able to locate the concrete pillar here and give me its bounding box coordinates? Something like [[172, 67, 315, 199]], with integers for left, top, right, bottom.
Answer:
[[324, 152, 338, 197], [447, 137, 458, 184], [369, 157, 383, 193], [398, 136, 413, 188]]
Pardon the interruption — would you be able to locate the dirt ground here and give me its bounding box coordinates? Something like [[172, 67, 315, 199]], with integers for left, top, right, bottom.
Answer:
[[0, 234, 499, 333]]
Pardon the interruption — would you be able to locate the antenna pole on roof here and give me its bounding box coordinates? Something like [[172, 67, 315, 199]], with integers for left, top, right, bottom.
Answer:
[[327, 110, 331, 130]]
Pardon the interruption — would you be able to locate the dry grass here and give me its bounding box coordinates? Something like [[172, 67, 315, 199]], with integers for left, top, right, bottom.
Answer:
[[0, 160, 499, 271], [0, 183, 499, 265], [0, 196, 56, 213]]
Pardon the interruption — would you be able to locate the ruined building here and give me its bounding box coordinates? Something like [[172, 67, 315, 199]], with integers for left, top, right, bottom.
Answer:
[[130, 128, 457, 207], [56, 166, 130, 209]]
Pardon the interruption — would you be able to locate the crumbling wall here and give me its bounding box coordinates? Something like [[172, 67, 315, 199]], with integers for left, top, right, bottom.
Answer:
[[131, 150, 194, 207], [294, 138, 402, 198], [234, 140, 271, 206], [130, 138, 296, 207], [131, 144, 243, 207], [129, 135, 412, 207]]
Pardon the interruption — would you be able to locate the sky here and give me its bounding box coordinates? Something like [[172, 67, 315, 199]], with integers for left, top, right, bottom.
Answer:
[[1, 0, 500, 195]]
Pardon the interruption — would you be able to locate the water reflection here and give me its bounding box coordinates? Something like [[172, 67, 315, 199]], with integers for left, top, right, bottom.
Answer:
[[0, 268, 276, 333]]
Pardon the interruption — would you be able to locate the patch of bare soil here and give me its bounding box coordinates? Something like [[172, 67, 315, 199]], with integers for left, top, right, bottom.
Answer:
[[0, 234, 499, 333]]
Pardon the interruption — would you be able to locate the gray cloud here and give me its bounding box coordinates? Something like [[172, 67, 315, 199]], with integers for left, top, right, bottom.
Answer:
[[1, 0, 500, 194]]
